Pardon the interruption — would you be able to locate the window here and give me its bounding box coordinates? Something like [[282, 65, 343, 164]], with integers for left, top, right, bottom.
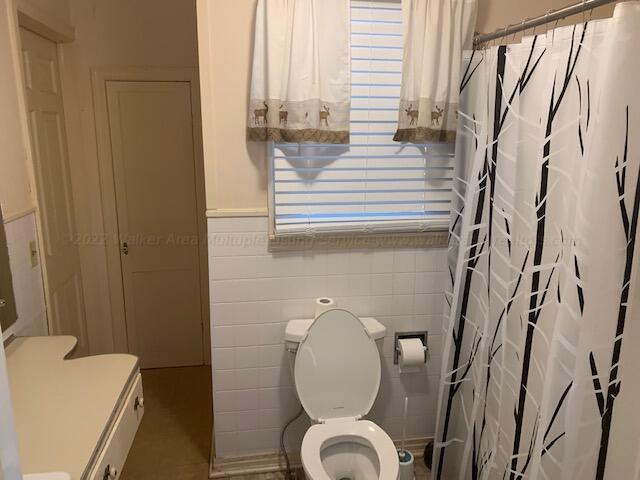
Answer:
[[269, 0, 454, 237]]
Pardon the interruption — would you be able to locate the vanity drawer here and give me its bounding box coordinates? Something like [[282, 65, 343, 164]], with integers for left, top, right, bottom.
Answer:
[[87, 372, 144, 480]]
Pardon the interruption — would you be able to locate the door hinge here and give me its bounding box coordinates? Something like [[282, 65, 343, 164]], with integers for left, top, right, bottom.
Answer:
[[121, 242, 129, 255]]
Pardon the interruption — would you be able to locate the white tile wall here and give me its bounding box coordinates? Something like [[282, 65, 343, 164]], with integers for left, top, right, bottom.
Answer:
[[208, 217, 447, 457], [2, 213, 47, 340]]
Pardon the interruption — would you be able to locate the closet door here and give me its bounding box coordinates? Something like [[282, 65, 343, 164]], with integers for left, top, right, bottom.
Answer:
[[105, 80, 205, 368]]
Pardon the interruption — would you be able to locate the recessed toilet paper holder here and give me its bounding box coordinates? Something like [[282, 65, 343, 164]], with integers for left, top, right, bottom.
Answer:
[[394, 330, 428, 365]]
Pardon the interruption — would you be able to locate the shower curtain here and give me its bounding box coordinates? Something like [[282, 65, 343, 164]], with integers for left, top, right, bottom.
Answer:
[[435, 3, 640, 479]]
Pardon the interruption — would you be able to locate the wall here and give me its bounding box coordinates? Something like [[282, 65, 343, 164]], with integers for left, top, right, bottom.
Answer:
[[60, 0, 200, 354], [197, 0, 267, 215], [476, 0, 615, 35], [17, 0, 71, 26], [199, 0, 448, 456], [198, 0, 625, 460], [1, 214, 47, 341], [209, 217, 446, 456]]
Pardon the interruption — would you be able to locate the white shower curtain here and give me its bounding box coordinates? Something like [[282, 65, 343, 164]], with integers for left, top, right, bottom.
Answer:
[[435, 3, 640, 479]]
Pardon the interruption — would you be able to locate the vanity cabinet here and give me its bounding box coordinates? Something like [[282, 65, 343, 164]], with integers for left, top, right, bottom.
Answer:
[[5, 336, 143, 479], [87, 374, 143, 480]]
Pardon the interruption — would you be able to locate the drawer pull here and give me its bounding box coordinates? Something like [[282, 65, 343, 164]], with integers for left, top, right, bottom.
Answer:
[[134, 396, 145, 410], [103, 464, 118, 479]]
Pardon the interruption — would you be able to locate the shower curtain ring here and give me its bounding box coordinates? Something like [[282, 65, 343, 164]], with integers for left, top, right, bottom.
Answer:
[[517, 19, 526, 40], [544, 10, 551, 35], [542, 10, 553, 40], [551, 18, 560, 46]]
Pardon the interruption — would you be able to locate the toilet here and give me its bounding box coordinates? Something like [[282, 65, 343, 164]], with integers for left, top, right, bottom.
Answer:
[[285, 309, 399, 480]]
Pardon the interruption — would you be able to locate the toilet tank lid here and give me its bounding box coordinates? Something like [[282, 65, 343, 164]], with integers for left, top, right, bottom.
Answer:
[[285, 316, 386, 343]]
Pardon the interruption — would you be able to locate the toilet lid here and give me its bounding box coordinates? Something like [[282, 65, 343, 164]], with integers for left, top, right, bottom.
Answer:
[[294, 309, 381, 422]]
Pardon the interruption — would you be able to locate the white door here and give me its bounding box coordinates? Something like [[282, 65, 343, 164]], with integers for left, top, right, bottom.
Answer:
[[105, 80, 205, 368], [20, 28, 88, 355]]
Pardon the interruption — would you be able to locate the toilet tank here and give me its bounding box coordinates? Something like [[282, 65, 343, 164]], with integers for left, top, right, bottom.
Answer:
[[284, 314, 387, 354]]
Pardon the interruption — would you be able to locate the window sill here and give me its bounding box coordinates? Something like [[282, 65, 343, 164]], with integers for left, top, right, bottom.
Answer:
[[267, 229, 448, 252]]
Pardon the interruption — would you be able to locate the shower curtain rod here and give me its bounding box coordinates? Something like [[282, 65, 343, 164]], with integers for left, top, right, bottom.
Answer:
[[473, 0, 618, 46]]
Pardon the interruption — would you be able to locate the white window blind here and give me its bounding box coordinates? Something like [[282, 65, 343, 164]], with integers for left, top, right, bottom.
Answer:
[[270, 0, 454, 237]]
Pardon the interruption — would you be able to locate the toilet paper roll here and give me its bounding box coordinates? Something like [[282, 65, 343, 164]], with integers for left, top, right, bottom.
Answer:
[[398, 338, 426, 373], [314, 297, 336, 318]]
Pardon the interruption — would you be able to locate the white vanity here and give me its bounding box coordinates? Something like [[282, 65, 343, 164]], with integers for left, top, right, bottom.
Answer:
[[5, 336, 143, 480]]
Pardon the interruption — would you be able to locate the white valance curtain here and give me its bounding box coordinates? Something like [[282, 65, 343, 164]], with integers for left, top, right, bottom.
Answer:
[[247, 0, 351, 143], [435, 3, 640, 479], [394, 0, 477, 143]]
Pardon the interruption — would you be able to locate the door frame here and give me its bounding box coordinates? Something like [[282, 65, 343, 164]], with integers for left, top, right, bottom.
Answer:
[[91, 67, 211, 363]]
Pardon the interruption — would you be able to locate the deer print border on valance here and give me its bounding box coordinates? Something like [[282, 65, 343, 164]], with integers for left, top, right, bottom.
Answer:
[[247, 0, 350, 144], [394, 0, 477, 143]]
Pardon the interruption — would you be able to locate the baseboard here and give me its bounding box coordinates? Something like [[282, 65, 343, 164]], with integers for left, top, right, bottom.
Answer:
[[209, 436, 431, 478], [210, 451, 302, 478]]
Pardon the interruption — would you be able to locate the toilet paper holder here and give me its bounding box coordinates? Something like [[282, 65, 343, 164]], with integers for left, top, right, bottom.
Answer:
[[394, 330, 428, 365]]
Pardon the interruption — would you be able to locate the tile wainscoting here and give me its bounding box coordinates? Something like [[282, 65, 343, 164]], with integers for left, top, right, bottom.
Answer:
[[2, 212, 47, 340], [208, 217, 447, 458]]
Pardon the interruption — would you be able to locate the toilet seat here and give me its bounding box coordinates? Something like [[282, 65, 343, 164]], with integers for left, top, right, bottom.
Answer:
[[301, 420, 399, 480]]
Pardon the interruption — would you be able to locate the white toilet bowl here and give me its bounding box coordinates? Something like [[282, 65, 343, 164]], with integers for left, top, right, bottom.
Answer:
[[301, 420, 399, 480], [287, 309, 399, 480]]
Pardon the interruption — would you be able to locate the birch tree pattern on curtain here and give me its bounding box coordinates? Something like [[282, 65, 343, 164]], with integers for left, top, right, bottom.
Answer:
[[247, 0, 351, 144], [435, 5, 640, 479]]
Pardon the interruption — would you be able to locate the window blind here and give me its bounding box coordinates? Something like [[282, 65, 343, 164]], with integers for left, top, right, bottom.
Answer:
[[270, 0, 454, 236]]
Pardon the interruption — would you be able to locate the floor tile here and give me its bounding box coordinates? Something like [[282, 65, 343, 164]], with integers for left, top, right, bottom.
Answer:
[[120, 366, 213, 480]]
